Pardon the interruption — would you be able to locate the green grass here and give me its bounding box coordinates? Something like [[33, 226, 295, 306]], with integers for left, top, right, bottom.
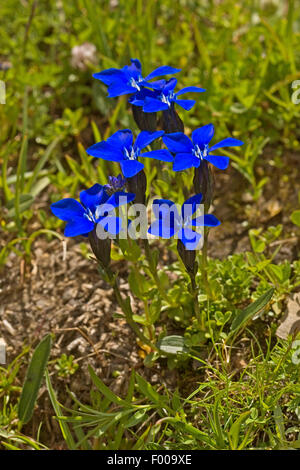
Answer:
[[0, 0, 299, 451]]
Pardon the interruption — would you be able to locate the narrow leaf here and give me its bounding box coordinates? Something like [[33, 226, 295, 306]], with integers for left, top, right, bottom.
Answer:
[[230, 288, 274, 332], [18, 334, 52, 424]]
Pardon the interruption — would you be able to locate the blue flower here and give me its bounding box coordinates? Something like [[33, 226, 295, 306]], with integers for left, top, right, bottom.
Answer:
[[86, 129, 173, 178], [148, 194, 220, 250], [51, 183, 135, 237], [162, 124, 244, 171], [93, 58, 181, 98], [129, 78, 205, 113]]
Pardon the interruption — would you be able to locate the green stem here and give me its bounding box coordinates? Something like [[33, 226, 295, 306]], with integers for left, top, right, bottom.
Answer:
[[143, 239, 174, 305], [101, 263, 158, 353], [201, 223, 213, 300], [189, 271, 203, 328], [143, 299, 154, 342]]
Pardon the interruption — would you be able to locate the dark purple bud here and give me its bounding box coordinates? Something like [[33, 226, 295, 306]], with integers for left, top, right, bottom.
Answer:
[[177, 239, 197, 275], [161, 104, 184, 133], [105, 174, 126, 194], [126, 169, 147, 205], [193, 160, 214, 208], [131, 105, 157, 132], [88, 227, 111, 267]]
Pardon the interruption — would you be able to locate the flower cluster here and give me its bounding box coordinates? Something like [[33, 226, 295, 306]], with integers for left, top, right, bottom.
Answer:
[[51, 58, 244, 268], [94, 59, 205, 115]]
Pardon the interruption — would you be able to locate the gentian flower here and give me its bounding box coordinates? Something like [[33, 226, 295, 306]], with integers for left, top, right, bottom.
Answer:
[[93, 58, 180, 98], [148, 194, 220, 250], [130, 78, 205, 113], [50, 183, 135, 237], [162, 124, 244, 171], [86, 129, 173, 178]]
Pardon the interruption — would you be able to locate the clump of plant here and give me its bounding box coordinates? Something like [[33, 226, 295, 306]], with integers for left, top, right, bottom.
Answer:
[[50, 58, 277, 364]]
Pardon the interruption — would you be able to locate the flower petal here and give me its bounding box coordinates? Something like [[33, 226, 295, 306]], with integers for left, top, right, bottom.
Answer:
[[128, 58, 142, 73], [107, 129, 133, 150], [120, 160, 144, 178], [145, 66, 181, 81], [191, 214, 221, 227], [152, 198, 180, 222], [181, 193, 203, 220], [209, 138, 244, 152], [86, 141, 124, 161], [192, 124, 214, 146], [148, 219, 177, 238], [162, 133, 193, 153], [175, 86, 206, 96], [98, 216, 122, 235], [152, 199, 182, 232], [173, 153, 199, 171], [128, 88, 157, 106], [51, 198, 85, 221], [64, 216, 94, 237], [79, 184, 108, 211], [143, 79, 167, 90], [104, 191, 135, 210], [162, 77, 177, 92], [178, 227, 202, 250], [107, 81, 137, 97], [205, 154, 230, 170], [175, 99, 196, 110], [134, 130, 164, 150], [141, 149, 173, 162], [93, 69, 125, 86], [143, 97, 169, 112]]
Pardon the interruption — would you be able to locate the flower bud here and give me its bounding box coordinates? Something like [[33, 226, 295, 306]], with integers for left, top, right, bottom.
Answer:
[[193, 160, 214, 208], [177, 239, 197, 275], [88, 227, 111, 267], [161, 104, 184, 133], [131, 105, 157, 132], [126, 169, 147, 205]]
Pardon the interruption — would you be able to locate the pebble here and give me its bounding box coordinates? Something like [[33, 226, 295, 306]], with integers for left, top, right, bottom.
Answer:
[[2, 319, 16, 335]]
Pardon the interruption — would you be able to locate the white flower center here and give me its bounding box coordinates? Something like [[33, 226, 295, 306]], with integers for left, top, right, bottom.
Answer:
[[130, 77, 142, 91], [160, 91, 175, 107], [193, 144, 209, 160], [84, 208, 96, 223], [124, 146, 137, 160]]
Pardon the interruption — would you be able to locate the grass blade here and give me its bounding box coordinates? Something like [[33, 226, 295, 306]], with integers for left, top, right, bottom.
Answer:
[[45, 370, 76, 449]]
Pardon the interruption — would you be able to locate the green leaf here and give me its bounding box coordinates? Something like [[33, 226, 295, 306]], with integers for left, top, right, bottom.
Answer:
[[228, 411, 251, 450], [88, 365, 129, 407], [18, 334, 52, 424], [149, 298, 162, 324], [135, 373, 168, 407], [274, 405, 286, 444], [45, 370, 76, 450], [118, 238, 141, 262], [268, 264, 290, 283], [124, 409, 148, 428], [157, 335, 188, 355], [7, 194, 34, 217], [291, 210, 300, 227], [128, 269, 150, 299], [230, 288, 274, 332], [132, 314, 148, 326]]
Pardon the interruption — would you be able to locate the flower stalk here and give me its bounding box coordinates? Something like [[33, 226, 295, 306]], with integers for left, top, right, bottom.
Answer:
[[100, 262, 158, 353]]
